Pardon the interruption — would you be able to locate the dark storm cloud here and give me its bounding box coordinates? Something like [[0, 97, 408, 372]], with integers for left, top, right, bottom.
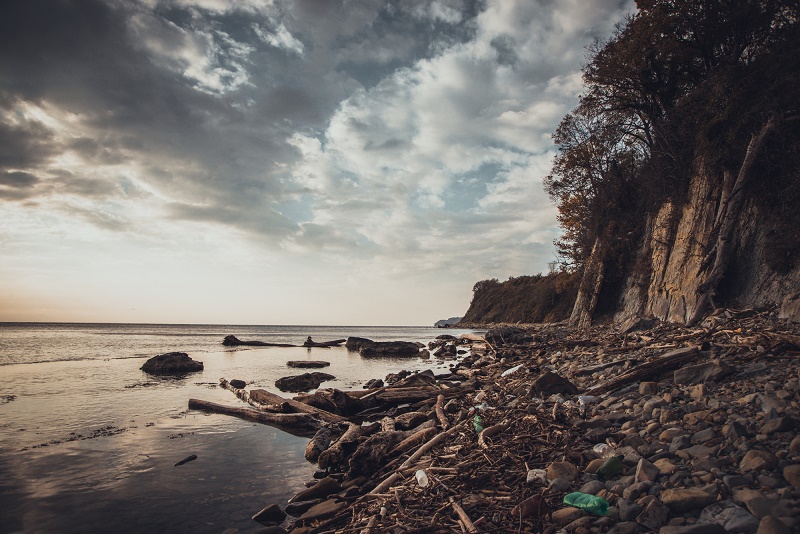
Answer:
[[0, 116, 58, 170], [0, 172, 39, 188]]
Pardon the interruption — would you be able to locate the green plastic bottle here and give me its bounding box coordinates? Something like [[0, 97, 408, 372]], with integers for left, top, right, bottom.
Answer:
[[563, 492, 609, 516], [473, 415, 483, 433], [596, 454, 624, 482]]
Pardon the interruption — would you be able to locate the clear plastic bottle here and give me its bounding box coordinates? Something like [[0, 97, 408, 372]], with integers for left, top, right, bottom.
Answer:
[[562, 492, 609, 515], [415, 469, 429, 487]]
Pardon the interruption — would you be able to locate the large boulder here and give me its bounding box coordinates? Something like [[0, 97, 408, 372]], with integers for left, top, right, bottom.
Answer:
[[140, 352, 203, 375], [359, 341, 421, 357], [345, 337, 373, 351], [531, 371, 579, 396], [275, 372, 336, 393]]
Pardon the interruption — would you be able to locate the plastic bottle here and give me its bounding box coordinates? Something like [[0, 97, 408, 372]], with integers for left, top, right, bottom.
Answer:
[[473, 414, 483, 433], [415, 469, 429, 488], [562, 492, 609, 515]]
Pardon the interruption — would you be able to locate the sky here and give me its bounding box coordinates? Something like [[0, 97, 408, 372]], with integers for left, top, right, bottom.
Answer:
[[0, 0, 633, 326]]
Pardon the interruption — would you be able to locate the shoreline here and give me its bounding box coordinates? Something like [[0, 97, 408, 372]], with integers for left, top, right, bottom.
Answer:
[[240, 309, 800, 533]]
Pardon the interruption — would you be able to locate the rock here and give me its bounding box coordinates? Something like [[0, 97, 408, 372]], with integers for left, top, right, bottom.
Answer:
[[511, 494, 548, 519], [297, 499, 346, 522], [783, 464, 800, 486], [275, 372, 335, 392], [287, 361, 331, 369], [789, 435, 800, 452], [358, 341, 421, 357], [655, 458, 678, 476], [740, 450, 778, 472], [345, 337, 373, 351], [252, 503, 286, 525], [660, 488, 716, 512], [484, 327, 532, 345], [698, 500, 759, 534], [392, 370, 436, 387], [597, 456, 625, 481], [640, 382, 659, 395], [531, 371, 579, 396], [547, 461, 578, 482], [636, 499, 670, 530], [548, 477, 573, 493], [636, 458, 660, 483], [689, 384, 708, 400], [255, 527, 288, 534], [723, 474, 751, 489], [289, 477, 341, 503], [659, 525, 728, 534], [618, 499, 643, 522], [579, 480, 606, 495], [757, 516, 792, 534], [363, 378, 383, 389], [284, 499, 321, 517], [586, 458, 606, 474], [609, 522, 639, 534], [140, 352, 203, 374], [229, 378, 246, 389], [760, 417, 798, 434], [551, 506, 585, 523], [674, 360, 732, 386]]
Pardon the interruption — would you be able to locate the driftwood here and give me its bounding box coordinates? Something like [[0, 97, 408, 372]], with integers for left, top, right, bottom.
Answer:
[[360, 384, 474, 406], [586, 346, 701, 395], [222, 335, 296, 347], [318, 423, 374, 470], [434, 394, 450, 430], [219, 378, 287, 413], [305, 427, 337, 463], [478, 419, 510, 449], [303, 338, 346, 347], [187, 399, 320, 437], [348, 430, 408, 477], [450, 496, 478, 533], [249, 388, 347, 424]]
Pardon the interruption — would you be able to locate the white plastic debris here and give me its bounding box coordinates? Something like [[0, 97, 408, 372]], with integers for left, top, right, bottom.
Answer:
[[501, 364, 524, 377], [415, 469, 430, 488], [578, 395, 599, 405]]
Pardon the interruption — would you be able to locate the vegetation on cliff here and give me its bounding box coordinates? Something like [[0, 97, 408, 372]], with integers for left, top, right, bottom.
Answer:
[[545, 0, 800, 325], [460, 272, 578, 325]]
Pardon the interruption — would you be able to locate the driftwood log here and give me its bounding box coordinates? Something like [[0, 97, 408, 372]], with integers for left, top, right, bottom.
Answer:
[[318, 423, 374, 470], [586, 346, 701, 395], [187, 399, 320, 437], [249, 388, 347, 424], [305, 427, 337, 463]]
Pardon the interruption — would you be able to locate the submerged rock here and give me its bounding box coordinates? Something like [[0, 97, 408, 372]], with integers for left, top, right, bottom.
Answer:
[[358, 340, 421, 357], [140, 352, 203, 375], [275, 372, 336, 393]]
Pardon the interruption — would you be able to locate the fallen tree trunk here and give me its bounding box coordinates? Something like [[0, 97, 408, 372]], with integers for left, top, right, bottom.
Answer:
[[219, 378, 287, 412], [303, 338, 346, 347], [187, 399, 321, 437], [586, 346, 701, 395], [318, 423, 369, 470], [434, 394, 450, 430], [305, 427, 337, 463], [249, 388, 347, 424]]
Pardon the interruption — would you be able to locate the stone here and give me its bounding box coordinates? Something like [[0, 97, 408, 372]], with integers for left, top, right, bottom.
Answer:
[[698, 500, 759, 533], [655, 458, 678, 475], [618, 499, 643, 522], [252, 503, 286, 526], [586, 458, 606, 474], [358, 340, 421, 357], [254, 527, 288, 534], [140, 352, 203, 374], [660, 428, 688, 442], [229, 378, 246, 389], [579, 480, 606, 495], [757, 516, 792, 534], [532, 371, 579, 396], [760, 417, 798, 435], [636, 458, 660, 483], [289, 477, 341, 503], [287, 361, 331, 369], [689, 384, 708, 400], [548, 477, 573, 493], [363, 378, 383, 389], [692, 428, 716, 443], [284, 499, 321, 516], [547, 461, 578, 482], [345, 337, 372, 351], [275, 372, 336, 392], [608, 522, 638, 534], [298, 499, 346, 522], [640, 382, 659, 395], [623, 481, 652, 500], [551, 506, 585, 523], [789, 435, 800, 452], [742, 497, 794, 520], [660, 488, 716, 512], [740, 450, 778, 472], [636, 499, 669, 530], [723, 475, 751, 489], [659, 525, 728, 534], [783, 464, 800, 487], [674, 360, 732, 386]]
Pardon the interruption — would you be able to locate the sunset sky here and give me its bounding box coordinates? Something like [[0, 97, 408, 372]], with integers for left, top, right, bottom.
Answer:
[[0, 0, 632, 325]]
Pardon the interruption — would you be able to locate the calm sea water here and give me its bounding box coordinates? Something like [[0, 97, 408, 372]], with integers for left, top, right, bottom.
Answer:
[[0, 323, 476, 534]]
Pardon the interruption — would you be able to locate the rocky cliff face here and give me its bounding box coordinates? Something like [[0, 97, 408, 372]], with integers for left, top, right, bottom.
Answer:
[[576, 166, 800, 326]]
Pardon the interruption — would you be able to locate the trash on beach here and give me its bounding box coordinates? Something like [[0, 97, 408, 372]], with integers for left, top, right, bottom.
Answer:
[[501, 363, 523, 377], [415, 469, 429, 487], [562, 492, 609, 515]]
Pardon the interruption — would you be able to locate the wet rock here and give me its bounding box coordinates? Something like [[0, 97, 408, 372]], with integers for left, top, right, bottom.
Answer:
[[345, 337, 372, 351], [618, 499, 643, 522], [252, 503, 286, 526], [229, 379, 246, 389], [789, 435, 800, 452], [660, 488, 716, 512], [275, 372, 336, 393], [363, 378, 383, 389], [287, 361, 330, 369], [640, 382, 659, 395], [579, 480, 606, 495], [655, 458, 678, 476], [140, 352, 203, 375], [674, 360, 732, 386], [548, 477, 573, 493], [284, 499, 321, 517], [740, 450, 778, 472], [551, 506, 585, 524], [659, 525, 728, 534], [297, 499, 346, 522], [359, 341, 421, 357], [289, 477, 341, 503]]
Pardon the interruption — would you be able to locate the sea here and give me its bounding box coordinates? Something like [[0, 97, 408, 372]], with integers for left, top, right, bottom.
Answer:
[[0, 323, 478, 534]]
